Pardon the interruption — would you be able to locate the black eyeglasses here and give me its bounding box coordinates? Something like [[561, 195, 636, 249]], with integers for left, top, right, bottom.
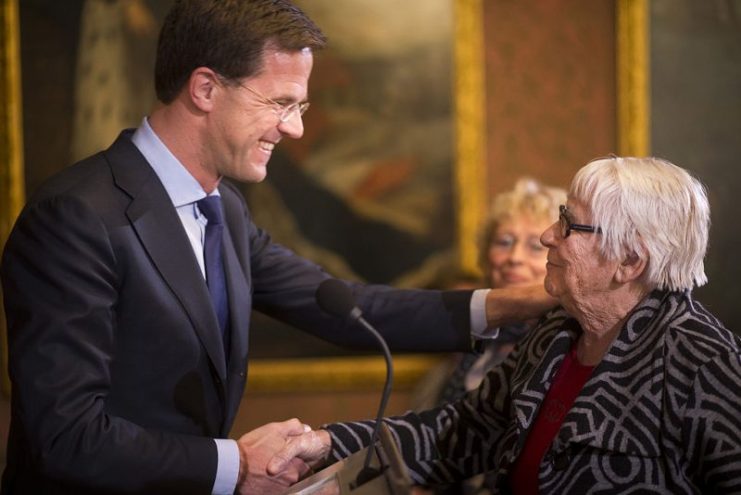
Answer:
[[559, 205, 602, 238]]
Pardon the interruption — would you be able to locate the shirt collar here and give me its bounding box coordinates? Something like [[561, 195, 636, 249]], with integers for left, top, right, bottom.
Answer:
[[131, 117, 219, 209]]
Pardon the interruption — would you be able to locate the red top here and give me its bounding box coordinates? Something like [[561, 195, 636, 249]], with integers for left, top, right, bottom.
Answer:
[[508, 344, 595, 494]]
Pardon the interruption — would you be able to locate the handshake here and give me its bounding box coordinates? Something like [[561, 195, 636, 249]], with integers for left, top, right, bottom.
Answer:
[[234, 418, 332, 494]]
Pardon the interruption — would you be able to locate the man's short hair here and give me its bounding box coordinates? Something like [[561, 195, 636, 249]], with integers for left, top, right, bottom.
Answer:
[[155, 0, 327, 103]]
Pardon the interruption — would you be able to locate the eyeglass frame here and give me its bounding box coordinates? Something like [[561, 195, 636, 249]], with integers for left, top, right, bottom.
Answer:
[[237, 82, 310, 123], [558, 204, 602, 238]]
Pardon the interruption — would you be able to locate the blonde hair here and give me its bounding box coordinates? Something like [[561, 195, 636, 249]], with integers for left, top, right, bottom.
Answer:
[[571, 156, 710, 291], [478, 177, 566, 272]]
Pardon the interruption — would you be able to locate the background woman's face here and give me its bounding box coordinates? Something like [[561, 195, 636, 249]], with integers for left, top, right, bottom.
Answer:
[[487, 214, 552, 288]]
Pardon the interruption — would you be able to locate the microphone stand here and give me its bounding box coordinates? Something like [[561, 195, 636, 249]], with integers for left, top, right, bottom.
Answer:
[[314, 280, 399, 490], [349, 311, 394, 488]]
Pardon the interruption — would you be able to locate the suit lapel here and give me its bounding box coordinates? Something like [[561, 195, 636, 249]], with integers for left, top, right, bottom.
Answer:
[[220, 186, 253, 432], [223, 230, 250, 372], [221, 185, 252, 369], [104, 132, 228, 383], [222, 226, 251, 428]]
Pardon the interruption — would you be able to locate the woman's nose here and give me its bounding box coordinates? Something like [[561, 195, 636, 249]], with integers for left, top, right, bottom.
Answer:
[[541, 222, 558, 248], [509, 241, 527, 262]]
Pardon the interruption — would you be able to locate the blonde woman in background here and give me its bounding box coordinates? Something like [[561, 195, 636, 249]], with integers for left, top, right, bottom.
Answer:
[[441, 178, 567, 404], [412, 178, 566, 494]]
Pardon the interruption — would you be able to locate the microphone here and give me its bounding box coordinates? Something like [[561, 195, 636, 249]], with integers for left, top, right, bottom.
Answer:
[[315, 279, 394, 488]]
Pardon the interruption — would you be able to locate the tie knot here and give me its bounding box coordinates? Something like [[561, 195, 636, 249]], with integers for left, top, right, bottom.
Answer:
[[197, 196, 224, 225]]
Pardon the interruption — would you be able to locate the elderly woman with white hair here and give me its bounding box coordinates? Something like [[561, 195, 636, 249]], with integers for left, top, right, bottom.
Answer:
[[271, 156, 741, 494]]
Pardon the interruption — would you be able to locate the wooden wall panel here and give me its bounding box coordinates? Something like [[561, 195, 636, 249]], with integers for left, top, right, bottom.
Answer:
[[482, 0, 617, 196]]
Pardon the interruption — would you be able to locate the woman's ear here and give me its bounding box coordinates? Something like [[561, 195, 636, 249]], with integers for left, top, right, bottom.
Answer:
[[615, 250, 647, 284], [188, 67, 219, 112]]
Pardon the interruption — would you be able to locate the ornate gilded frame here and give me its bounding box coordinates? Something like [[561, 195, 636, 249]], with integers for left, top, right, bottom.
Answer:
[[616, 0, 650, 156], [454, 0, 650, 277], [1, 0, 24, 395], [0, 0, 649, 394], [251, 0, 651, 391]]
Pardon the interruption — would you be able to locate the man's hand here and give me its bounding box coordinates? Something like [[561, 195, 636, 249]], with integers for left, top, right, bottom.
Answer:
[[485, 283, 557, 328], [235, 419, 313, 495], [267, 428, 332, 475]]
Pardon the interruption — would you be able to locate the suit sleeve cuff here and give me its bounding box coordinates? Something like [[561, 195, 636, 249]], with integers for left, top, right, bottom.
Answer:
[[212, 438, 240, 495], [470, 289, 499, 340]]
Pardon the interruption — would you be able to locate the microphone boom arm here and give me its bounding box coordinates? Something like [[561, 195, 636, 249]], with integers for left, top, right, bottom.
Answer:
[[354, 315, 394, 481], [314, 279, 397, 488]]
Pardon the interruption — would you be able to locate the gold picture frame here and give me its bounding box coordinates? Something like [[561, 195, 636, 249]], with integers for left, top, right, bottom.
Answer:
[[0, 0, 648, 395], [1, 0, 24, 396]]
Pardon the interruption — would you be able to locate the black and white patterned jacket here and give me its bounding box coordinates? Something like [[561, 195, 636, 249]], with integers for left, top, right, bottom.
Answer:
[[325, 290, 741, 494]]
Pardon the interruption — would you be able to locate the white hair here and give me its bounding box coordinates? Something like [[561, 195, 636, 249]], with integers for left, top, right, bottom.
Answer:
[[571, 156, 710, 291]]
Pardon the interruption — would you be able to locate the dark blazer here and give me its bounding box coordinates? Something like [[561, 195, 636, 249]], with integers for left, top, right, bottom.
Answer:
[[326, 290, 741, 494], [0, 131, 472, 494]]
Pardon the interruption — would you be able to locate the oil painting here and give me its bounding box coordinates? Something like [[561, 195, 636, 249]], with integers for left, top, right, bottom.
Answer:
[[16, 0, 456, 358]]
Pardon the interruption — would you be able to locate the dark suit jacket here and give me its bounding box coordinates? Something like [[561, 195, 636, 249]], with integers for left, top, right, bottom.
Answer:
[[0, 131, 472, 494]]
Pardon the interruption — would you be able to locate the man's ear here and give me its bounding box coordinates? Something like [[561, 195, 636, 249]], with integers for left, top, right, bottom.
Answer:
[[188, 67, 219, 112], [615, 250, 647, 284]]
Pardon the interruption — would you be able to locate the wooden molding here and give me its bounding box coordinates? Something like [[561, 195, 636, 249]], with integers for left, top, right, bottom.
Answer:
[[453, 0, 487, 277], [246, 354, 445, 393], [0, 0, 24, 396], [617, 0, 651, 156]]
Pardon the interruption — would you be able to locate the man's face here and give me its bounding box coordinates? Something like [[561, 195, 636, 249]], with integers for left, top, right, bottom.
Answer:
[[206, 47, 313, 183]]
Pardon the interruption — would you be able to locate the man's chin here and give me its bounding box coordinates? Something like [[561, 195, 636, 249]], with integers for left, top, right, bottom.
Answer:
[[237, 163, 269, 183]]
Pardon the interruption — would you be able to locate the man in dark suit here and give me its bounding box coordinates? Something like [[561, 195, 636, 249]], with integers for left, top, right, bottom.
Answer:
[[0, 1, 553, 494]]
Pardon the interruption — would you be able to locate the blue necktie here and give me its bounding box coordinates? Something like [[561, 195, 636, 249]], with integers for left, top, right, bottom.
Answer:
[[197, 196, 230, 353]]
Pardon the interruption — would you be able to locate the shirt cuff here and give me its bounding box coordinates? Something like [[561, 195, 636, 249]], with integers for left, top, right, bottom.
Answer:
[[469, 288, 499, 340], [212, 438, 240, 495]]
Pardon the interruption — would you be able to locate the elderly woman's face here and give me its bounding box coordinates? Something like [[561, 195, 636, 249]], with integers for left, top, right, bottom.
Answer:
[[486, 214, 551, 288], [540, 199, 618, 307]]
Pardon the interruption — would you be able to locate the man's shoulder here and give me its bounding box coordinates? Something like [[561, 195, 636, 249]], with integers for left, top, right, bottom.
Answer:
[[30, 130, 144, 204], [30, 152, 111, 201]]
